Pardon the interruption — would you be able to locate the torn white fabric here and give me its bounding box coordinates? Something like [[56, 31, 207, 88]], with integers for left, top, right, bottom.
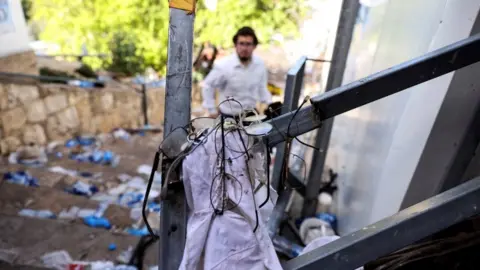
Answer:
[[180, 128, 282, 270]]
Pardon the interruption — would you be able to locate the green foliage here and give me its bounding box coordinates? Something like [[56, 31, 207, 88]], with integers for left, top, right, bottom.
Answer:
[[195, 0, 306, 48], [31, 0, 306, 75], [21, 0, 32, 21]]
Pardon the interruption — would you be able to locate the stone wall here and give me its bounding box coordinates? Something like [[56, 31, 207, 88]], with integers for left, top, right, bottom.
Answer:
[[0, 83, 165, 154]]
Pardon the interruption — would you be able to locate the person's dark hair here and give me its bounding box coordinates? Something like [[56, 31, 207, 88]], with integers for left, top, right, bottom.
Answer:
[[232, 26, 259, 46]]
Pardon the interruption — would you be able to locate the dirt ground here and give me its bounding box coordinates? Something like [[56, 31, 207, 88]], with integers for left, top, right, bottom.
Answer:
[[0, 132, 163, 269]]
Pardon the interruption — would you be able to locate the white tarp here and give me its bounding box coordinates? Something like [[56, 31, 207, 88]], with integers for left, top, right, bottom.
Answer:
[[180, 129, 282, 270]]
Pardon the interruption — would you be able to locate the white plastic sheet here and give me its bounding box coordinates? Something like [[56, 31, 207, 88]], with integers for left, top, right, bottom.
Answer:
[[180, 128, 282, 270]]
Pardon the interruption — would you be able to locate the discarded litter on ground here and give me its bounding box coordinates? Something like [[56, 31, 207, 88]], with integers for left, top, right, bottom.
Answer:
[[19, 209, 56, 219], [4, 171, 39, 187]]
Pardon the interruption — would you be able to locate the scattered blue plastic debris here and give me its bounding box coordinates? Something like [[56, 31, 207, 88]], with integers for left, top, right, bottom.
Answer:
[[147, 202, 161, 212], [3, 171, 39, 187], [84, 216, 112, 229], [65, 181, 98, 197], [65, 136, 96, 148], [70, 150, 119, 167], [19, 209, 56, 219], [65, 139, 79, 148], [118, 192, 144, 208], [316, 213, 337, 231], [108, 243, 117, 251], [126, 226, 149, 237], [272, 236, 303, 258], [295, 212, 338, 231]]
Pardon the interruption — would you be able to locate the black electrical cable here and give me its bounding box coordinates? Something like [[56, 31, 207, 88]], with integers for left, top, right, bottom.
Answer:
[[236, 128, 260, 233], [253, 209, 259, 233], [128, 234, 158, 270], [258, 138, 272, 209], [142, 123, 218, 239], [142, 151, 161, 239]]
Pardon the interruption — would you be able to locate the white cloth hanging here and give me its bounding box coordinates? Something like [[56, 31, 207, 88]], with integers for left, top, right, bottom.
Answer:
[[179, 129, 282, 270]]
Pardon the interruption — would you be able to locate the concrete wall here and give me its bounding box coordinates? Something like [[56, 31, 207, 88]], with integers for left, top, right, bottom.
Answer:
[[326, 0, 480, 234], [0, 0, 30, 57], [0, 83, 165, 154]]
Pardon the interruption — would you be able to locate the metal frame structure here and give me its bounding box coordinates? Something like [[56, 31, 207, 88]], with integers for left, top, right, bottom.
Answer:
[[303, 0, 360, 216], [283, 176, 480, 270], [265, 33, 480, 146], [271, 56, 308, 191], [269, 0, 359, 243], [159, 0, 480, 268], [268, 56, 307, 237], [159, 7, 194, 270], [266, 31, 480, 269]]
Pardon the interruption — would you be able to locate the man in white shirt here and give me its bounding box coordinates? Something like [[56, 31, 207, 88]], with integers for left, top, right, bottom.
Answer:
[[201, 27, 272, 119]]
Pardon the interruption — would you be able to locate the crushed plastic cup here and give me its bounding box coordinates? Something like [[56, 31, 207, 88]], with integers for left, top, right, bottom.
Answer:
[[84, 216, 111, 229], [77, 209, 97, 218], [4, 171, 39, 187], [77, 136, 96, 146], [19, 209, 56, 219], [117, 174, 132, 183], [18, 209, 36, 217], [49, 166, 78, 177], [66, 181, 98, 197], [126, 226, 149, 237], [65, 139, 79, 148], [316, 212, 337, 231], [89, 261, 115, 270], [70, 150, 119, 167], [118, 192, 144, 208], [272, 236, 303, 258], [41, 250, 73, 270], [95, 202, 110, 217], [130, 208, 142, 220], [58, 207, 80, 219], [126, 177, 147, 190], [90, 193, 118, 203], [147, 202, 161, 213], [113, 129, 131, 141]]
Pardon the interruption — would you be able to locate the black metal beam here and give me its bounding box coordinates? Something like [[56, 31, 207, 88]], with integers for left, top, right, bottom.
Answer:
[[284, 176, 480, 270], [303, 0, 360, 217], [272, 57, 307, 191], [266, 33, 480, 147]]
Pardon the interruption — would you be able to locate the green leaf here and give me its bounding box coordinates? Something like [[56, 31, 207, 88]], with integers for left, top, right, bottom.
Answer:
[[31, 0, 306, 75]]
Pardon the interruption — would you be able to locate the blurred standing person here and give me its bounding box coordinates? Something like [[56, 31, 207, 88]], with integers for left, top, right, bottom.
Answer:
[[201, 26, 272, 119], [192, 42, 218, 102]]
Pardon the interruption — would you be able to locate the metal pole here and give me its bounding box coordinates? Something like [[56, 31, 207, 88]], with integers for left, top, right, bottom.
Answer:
[[302, 0, 360, 216], [159, 6, 194, 270], [272, 56, 307, 190], [142, 83, 149, 126], [268, 58, 307, 239]]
